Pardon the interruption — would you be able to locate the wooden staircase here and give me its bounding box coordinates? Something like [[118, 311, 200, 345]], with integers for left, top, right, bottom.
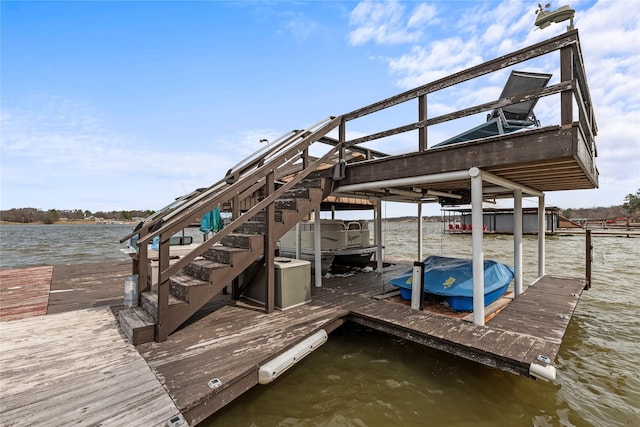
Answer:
[[118, 116, 343, 345], [119, 180, 329, 345]]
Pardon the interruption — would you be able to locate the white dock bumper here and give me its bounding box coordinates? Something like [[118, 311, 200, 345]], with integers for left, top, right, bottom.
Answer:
[[258, 329, 328, 384], [529, 361, 557, 381]]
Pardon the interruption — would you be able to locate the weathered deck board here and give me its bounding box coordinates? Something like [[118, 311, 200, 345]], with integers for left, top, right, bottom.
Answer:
[[139, 299, 349, 425], [48, 261, 130, 313], [0, 265, 52, 321], [0, 307, 185, 427]]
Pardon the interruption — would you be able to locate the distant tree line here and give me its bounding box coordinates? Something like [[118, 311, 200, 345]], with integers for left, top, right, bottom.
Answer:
[[561, 206, 633, 221], [0, 208, 155, 224], [2, 189, 638, 224]]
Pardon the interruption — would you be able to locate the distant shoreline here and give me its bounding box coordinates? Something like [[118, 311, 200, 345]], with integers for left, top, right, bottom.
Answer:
[[0, 220, 137, 226]]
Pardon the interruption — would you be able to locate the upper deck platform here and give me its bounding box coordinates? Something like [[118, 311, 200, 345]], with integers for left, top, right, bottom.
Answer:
[[336, 123, 597, 200], [322, 29, 597, 204]]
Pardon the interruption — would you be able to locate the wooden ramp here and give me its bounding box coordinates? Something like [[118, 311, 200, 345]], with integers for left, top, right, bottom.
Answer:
[[0, 307, 187, 427]]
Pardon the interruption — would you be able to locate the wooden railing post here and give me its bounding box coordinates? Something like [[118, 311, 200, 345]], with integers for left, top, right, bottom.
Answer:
[[418, 94, 427, 151], [339, 121, 346, 161], [138, 239, 149, 297], [155, 231, 170, 342], [560, 46, 574, 126], [264, 171, 275, 313]]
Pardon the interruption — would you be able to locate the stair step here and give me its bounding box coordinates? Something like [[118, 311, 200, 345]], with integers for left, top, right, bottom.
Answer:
[[203, 245, 251, 265], [170, 272, 213, 302], [275, 198, 297, 210], [251, 210, 283, 223], [185, 259, 230, 282], [235, 221, 265, 235], [141, 291, 184, 322], [294, 178, 324, 189], [282, 187, 310, 199], [221, 233, 263, 249], [118, 307, 155, 346]]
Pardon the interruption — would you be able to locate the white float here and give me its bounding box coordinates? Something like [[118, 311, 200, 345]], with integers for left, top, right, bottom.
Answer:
[[258, 329, 328, 384]]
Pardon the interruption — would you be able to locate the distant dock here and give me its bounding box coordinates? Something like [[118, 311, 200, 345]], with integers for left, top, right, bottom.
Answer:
[[556, 228, 639, 237], [1, 261, 585, 425]]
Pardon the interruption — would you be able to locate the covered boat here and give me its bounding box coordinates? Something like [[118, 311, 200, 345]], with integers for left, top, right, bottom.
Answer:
[[388, 255, 514, 311], [278, 220, 376, 274]]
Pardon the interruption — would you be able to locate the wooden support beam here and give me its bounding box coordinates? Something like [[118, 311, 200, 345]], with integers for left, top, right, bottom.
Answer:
[[138, 242, 148, 295], [560, 46, 574, 126], [156, 232, 170, 342], [339, 121, 346, 161]]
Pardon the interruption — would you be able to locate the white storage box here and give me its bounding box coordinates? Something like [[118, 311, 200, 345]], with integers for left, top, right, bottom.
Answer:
[[242, 257, 311, 310]]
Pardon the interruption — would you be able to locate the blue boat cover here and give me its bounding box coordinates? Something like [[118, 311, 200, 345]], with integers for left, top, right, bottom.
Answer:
[[388, 255, 514, 297]]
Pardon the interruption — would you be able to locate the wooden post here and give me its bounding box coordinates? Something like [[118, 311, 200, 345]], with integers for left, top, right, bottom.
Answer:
[[560, 46, 573, 126], [339, 121, 346, 161], [585, 229, 592, 290], [137, 238, 148, 295], [156, 232, 170, 342], [264, 171, 275, 313], [418, 94, 427, 151]]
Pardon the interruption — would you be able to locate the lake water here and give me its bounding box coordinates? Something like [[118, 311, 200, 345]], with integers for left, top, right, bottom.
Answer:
[[1, 222, 638, 426]]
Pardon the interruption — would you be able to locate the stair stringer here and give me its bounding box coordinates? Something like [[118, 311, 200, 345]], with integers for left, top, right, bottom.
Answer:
[[164, 184, 328, 335]]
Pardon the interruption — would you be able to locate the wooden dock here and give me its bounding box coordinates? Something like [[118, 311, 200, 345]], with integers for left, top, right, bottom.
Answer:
[[0, 263, 188, 427], [0, 261, 585, 425]]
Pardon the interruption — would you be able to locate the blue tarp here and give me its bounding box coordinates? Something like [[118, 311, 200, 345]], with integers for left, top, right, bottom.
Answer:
[[200, 207, 224, 234]]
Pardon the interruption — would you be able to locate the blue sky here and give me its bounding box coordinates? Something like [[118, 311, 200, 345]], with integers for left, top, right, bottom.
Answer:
[[1, 0, 638, 218]]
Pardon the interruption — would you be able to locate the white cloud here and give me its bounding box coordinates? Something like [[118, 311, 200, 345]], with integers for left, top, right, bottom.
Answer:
[[387, 38, 484, 89], [407, 3, 437, 28], [348, 0, 428, 46]]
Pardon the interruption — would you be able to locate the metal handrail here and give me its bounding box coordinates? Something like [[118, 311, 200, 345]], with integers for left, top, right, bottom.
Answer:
[[158, 138, 343, 280], [121, 118, 333, 244], [137, 116, 339, 245]]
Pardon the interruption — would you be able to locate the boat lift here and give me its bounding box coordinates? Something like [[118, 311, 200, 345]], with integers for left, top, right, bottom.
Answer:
[[335, 166, 545, 327]]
